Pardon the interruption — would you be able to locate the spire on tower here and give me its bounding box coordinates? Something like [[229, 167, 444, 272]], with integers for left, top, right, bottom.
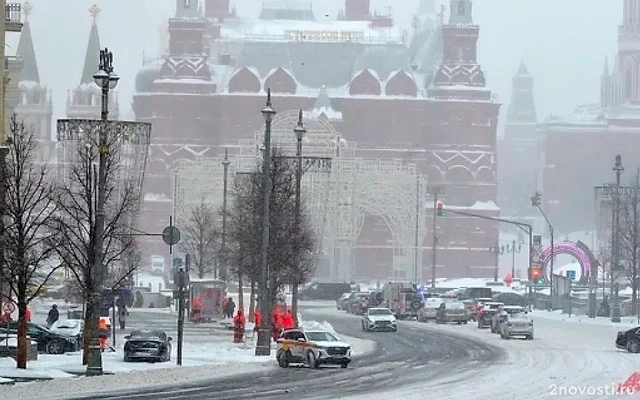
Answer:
[[516, 61, 529, 76], [17, 2, 39, 83], [80, 5, 102, 85], [448, 0, 472, 25]]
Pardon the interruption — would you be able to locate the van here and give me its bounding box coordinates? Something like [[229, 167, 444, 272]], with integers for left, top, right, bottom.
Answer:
[[299, 282, 351, 301], [457, 287, 492, 301]]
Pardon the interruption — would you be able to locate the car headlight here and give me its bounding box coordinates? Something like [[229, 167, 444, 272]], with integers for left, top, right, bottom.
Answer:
[[368, 318, 374, 323]]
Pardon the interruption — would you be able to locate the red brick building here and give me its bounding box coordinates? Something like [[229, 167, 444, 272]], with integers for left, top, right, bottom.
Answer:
[[540, 3, 640, 236], [132, 0, 501, 279]]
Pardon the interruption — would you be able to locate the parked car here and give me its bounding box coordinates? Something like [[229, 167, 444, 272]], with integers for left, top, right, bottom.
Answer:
[[49, 319, 84, 349], [470, 297, 494, 322], [616, 326, 640, 353], [476, 302, 504, 329], [0, 321, 79, 354], [345, 292, 370, 314], [336, 293, 351, 310], [276, 328, 351, 369], [499, 312, 534, 340], [366, 291, 384, 309], [435, 301, 469, 324], [123, 330, 172, 362], [491, 306, 525, 333], [361, 307, 397, 332], [417, 298, 444, 322], [299, 282, 352, 301]]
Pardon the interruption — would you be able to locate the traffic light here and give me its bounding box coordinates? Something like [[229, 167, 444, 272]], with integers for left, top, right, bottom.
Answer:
[[531, 191, 542, 207], [437, 201, 446, 216], [530, 266, 542, 281]]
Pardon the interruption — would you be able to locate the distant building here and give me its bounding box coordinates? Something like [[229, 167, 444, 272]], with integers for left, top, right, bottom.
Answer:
[[133, 0, 501, 279]]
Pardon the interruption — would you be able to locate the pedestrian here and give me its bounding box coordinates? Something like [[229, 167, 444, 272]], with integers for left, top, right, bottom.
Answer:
[[1, 311, 11, 322], [25, 306, 31, 322], [227, 297, 235, 319], [98, 317, 109, 352], [282, 309, 294, 329], [221, 297, 229, 319], [191, 296, 203, 323], [232, 309, 246, 343], [46, 304, 59, 328], [118, 306, 126, 330], [253, 309, 262, 339]]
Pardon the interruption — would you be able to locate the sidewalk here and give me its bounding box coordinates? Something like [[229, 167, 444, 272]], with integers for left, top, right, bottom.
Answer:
[[530, 309, 640, 328]]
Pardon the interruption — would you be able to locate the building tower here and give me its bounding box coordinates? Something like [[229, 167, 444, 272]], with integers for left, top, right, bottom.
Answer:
[[339, 0, 370, 21], [14, 2, 53, 158], [424, 0, 501, 278], [66, 5, 119, 120], [205, 0, 234, 21], [497, 62, 538, 217]]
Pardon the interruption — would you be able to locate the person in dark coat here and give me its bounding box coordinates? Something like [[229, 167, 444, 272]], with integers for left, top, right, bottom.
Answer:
[[227, 297, 235, 319], [46, 305, 59, 328], [118, 306, 127, 330]]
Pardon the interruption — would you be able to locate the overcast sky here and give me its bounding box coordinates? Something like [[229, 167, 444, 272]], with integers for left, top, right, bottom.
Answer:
[[24, 0, 621, 126]]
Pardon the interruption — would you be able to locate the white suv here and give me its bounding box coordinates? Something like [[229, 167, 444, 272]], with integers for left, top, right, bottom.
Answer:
[[276, 329, 351, 369], [362, 307, 397, 332], [499, 312, 534, 340]]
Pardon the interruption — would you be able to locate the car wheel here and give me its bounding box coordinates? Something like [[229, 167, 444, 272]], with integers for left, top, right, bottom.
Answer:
[[277, 349, 290, 368], [340, 363, 348, 369], [46, 340, 65, 355], [124, 355, 131, 362], [392, 327, 397, 332], [457, 321, 462, 325], [307, 351, 319, 369], [490, 325, 495, 333], [477, 319, 482, 328], [463, 320, 468, 324], [528, 334, 534, 341], [628, 341, 640, 353], [361, 321, 365, 331]]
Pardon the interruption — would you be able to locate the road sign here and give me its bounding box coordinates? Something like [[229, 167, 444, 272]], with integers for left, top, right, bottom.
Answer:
[[173, 257, 183, 268], [566, 270, 576, 280], [2, 302, 15, 314], [162, 226, 181, 246]]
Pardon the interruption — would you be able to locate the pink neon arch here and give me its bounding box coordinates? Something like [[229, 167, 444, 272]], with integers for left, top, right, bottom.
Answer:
[[539, 241, 591, 282]]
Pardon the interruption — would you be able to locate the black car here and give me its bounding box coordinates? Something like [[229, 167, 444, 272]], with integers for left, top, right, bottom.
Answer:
[[0, 321, 79, 354], [616, 326, 640, 353], [124, 330, 172, 362]]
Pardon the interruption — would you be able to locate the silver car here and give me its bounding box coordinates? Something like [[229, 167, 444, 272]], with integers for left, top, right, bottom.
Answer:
[[499, 312, 534, 340], [417, 298, 443, 322]]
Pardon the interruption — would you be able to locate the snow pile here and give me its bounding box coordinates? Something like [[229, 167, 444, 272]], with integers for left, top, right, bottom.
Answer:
[[530, 309, 639, 328]]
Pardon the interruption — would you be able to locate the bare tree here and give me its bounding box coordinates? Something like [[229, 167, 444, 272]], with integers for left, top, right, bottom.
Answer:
[[0, 115, 59, 369], [223, 151, 317, 308], [51, 123, 145, 365], [179, 197, 218, 278], [619, 169, 640, 315]]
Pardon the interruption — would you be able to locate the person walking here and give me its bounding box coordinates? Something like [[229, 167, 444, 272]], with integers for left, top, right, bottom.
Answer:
[[227, 297, 235, 319], [118, 306, 127, 330], [46, 305, 59, 328]]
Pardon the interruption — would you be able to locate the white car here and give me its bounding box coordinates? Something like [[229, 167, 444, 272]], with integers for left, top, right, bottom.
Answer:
[[276, 329, 351, 369], [500, 312, 534, 340], [362, 307, 397, 332], [417, 298, 444, 322]]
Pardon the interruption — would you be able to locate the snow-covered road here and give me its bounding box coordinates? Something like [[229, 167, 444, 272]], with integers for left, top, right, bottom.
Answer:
[[340, 312, 639, 399]]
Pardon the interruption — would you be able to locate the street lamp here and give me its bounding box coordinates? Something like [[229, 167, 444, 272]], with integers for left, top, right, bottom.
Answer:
[[489, 242, 504, 282], [531, 191, 554, 308], [611, 154, 624, 323], [86, 48, 119, 376], [220, 148, 230, 282], [256, 89, 276, 356], [292, 109, 306, 328], [504, 239, 522, 279]]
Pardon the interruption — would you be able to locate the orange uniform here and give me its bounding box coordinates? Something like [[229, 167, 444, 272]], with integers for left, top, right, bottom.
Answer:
[[233, 310, 246, 343], [282, 310, 294, 329]]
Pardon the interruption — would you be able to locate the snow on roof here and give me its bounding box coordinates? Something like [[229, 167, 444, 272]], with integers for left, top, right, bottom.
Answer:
[[542, 104, 606, 127], [430, 200, 500, 211], [222, 19, 404, 45]]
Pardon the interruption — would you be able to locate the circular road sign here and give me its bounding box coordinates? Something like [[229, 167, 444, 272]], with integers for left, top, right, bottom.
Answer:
[[3, 302, 15, 314], [162, 226, 181, 246]]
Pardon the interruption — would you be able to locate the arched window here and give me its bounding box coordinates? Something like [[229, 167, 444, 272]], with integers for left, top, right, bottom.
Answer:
[[458, 0, 465, 16]]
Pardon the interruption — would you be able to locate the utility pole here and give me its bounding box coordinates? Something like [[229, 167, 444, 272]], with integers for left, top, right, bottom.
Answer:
[[611, 154, 624, 323], [505, 239, 522, 279], [531, 191, 554, 309], [220, 149, 230, 282], [413, 173, 420, 284], [428, 186, 444, 288], [256, 90, 275, 356], [490, 242, 504, 282], [176, 265, 185, 365], [87, 48, 119, 376], [292, 109, 305, 327]]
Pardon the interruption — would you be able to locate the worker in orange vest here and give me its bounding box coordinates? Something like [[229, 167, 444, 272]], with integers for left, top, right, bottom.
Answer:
[[282, 309, 294, 330], [253, 309, 262, 339], [221, 297, 229, 319], [98, 318, 109, 351], [24, 307, 31, 322], [191, 296, 203, 322], [232, 309, 246, 343]]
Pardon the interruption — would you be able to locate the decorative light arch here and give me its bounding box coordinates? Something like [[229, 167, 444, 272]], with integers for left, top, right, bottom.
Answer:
[[539, 241, 591, 284]]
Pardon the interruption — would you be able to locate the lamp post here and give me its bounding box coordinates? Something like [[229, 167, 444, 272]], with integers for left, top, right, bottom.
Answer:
[[292, 109, 305, 328], [220, 148, 230, 282], [504, 239, 522, 279], [531, 191, 554, 308], [428, 186, 444, 288], [256, 89, 276, 356], [611, 154, 624, 323], [490, 242, 504, 282], [86, 48, 119, 376]]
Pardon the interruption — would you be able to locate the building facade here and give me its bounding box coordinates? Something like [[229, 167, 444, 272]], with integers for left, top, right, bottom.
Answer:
[[133, 0, 501, 279]]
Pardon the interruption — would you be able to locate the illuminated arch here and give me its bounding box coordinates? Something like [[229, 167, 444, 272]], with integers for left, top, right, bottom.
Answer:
[[538, 241, 592, 284]]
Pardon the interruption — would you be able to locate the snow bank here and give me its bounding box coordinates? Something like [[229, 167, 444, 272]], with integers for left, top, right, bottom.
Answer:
[[530, 309, 640, 328], [0, 338, 37, 347]]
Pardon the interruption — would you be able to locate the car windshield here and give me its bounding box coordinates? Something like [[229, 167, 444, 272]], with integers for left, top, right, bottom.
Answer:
[[505, 308, 523, 314], [446, 302, 465, 309], [306, 331, 339, 342], [368, 308, 392, 316], [52, 320, 81, 329], [130, 331, 163, 339]]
